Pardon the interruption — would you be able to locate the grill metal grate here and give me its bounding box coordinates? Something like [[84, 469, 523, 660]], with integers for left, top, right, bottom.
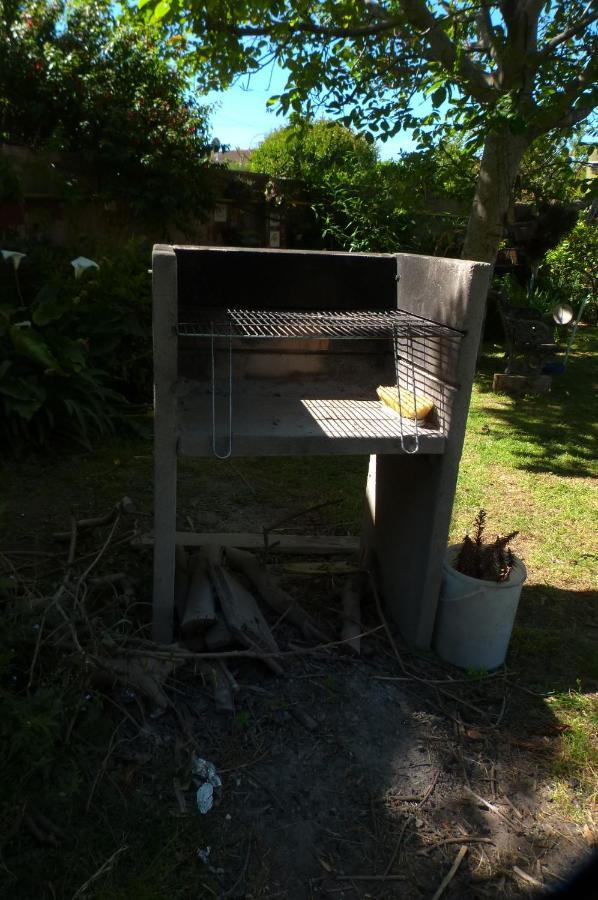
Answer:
[[177, 308, 463, 341]]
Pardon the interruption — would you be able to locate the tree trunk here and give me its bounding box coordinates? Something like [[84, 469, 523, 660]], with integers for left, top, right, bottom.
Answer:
[[462, 128, 530, 263]]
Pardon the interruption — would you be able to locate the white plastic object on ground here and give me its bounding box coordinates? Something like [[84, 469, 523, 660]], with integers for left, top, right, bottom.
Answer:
[[192, 756, 222, 815]]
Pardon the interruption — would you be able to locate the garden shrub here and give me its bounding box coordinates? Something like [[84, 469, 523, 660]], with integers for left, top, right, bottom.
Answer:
[[545, 219, 597, 324], [0, 239, 152, 452], [0, 0, 214, 225]]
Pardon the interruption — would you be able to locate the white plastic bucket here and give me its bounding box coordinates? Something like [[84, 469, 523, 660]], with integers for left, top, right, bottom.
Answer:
[[433, 545, 527, 670]]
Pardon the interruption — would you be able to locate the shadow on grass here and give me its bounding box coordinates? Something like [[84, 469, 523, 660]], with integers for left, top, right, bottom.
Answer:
[[476, 329, 597, 479], [510, 584, 598, 691]]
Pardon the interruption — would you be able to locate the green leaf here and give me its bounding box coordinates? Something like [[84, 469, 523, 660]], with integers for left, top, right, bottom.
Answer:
[[149, 0, 171, 23], [0, 377, 46, 419], [32, 285, 72, 326], [431, 87, 446, 109], [9, 325, 61, 371], [51, 336, 88, 373], [0, 304, 12, 336]]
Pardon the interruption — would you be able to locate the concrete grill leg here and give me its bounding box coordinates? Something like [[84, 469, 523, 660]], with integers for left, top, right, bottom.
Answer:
[[362, 253, 490, 649]]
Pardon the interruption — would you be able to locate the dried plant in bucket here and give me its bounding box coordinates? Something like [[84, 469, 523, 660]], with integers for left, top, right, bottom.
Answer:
[[453, 510, 519, 582]]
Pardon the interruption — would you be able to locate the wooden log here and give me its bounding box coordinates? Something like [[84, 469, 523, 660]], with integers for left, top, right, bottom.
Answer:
[[204, 619, 234, 651], [225, 546, 331, 643], [181, 550, 217, 637], [341, 576, 362, 655], [210, 564, 283, 675]]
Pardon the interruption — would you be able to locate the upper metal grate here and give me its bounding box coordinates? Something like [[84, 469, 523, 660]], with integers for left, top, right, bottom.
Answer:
[[177, 308, 463, 341]]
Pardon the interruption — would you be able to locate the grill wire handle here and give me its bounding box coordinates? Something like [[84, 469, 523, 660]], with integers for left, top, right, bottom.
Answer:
[[211, 325, 233, 459], [394, 328, 420, 455]]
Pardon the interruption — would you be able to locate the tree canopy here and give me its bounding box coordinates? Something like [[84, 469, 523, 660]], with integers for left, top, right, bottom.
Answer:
[[139, 0, 597, 263], [249, 119, 378, 183], [249, 119, 404, 251]]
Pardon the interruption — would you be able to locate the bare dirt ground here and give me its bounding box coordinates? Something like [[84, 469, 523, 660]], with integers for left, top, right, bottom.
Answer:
[[2, 445, 596, 899]]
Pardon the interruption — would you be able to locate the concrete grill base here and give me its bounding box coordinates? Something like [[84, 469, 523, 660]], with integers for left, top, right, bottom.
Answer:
[[152, 246, 492, 648]]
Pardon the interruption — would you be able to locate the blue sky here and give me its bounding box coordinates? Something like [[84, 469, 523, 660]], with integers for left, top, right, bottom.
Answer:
[[205, 65, 420, 160]]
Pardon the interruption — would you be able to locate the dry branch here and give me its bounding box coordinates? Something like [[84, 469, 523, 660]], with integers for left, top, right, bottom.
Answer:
[[431, 846, 468, 900], [53, 497, 135, 540], [72, 845, 128, 899], [513, 866, 544, 889], [94, 656, 178, 708], [419, 836, 495, 854], [124, 624, 385, 662]]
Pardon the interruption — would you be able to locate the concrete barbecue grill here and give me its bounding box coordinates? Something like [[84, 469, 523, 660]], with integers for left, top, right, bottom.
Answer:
[[152, 245, 491, 646]]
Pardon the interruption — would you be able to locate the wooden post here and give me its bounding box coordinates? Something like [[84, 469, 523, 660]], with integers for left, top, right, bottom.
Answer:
[[152, 245, 178, 642]]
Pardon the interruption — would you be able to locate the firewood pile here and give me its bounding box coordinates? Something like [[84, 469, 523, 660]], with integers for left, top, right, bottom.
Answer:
[[173, 543, 367, 712]]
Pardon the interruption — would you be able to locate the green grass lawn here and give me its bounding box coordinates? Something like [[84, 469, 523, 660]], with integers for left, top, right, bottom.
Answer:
[[453, 329, 597, 820]]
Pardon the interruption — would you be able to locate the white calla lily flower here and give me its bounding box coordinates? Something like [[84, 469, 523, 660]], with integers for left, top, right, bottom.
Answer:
[[1, 250, 26, 270], [70, 256, 99, 279]]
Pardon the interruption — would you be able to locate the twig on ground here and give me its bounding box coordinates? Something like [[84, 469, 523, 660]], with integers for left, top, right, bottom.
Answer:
[[53, 497, 134, 540], [501, 792, 524, 820], [464, 786, 513, 825], [383, 816, 412, 876], [123, 625, 385, 662], [373, 672, 503, 685], [490, 688, 508, 729], [335, 874, 407, 882], [71, 844, 128, 898], [420, 768, 440, 806], [86, 725, 122, 812], [74, 513, 121, 604], [431, 846, 468, 900], [24, 812, 60, 846], [490, 764, 497, 800], [419, 836, 495, 855], [370, 574, 490, 723], [222, 832, 253, 897], [173, 778, 188, 814], [512, 866, 544, 888]]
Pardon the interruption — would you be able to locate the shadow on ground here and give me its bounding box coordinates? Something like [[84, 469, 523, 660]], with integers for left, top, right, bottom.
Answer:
[[2, 573, 596, 899]]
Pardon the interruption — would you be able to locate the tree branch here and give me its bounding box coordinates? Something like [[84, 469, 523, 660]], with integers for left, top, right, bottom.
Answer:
[[531, 57, 598, 135], [202, 1, 498, 103], [540, 6, 598, 57], [394, 0, 498, 101], [203, 13, 404, 40], [476, 0, 502, 64], [551, 92, 598, 131]]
